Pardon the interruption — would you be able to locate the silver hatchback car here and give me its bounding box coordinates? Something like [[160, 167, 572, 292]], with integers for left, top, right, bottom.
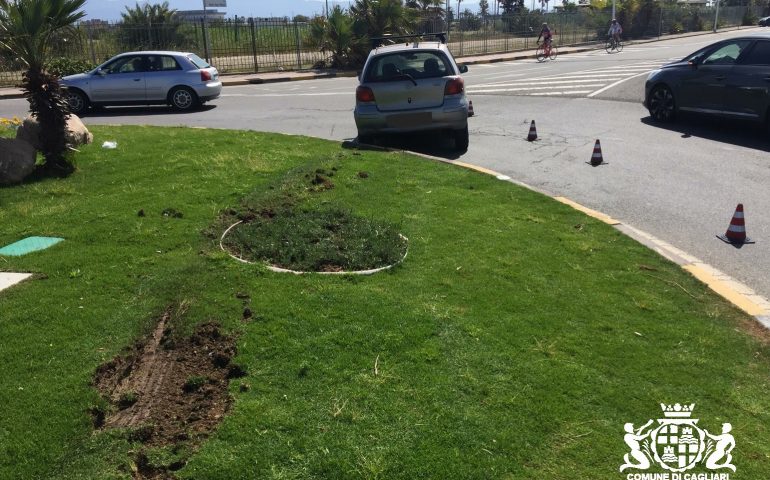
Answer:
[[354, 33, 470, 151], [61, 51, 222, 114]]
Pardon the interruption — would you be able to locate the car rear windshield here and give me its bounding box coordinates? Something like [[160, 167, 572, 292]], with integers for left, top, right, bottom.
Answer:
[[187, 54, 211, 69], [364, 51, 452, 82]]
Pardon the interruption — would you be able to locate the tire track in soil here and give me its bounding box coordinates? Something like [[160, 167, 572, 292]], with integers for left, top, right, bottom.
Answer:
[[92, 307, 246, 479]]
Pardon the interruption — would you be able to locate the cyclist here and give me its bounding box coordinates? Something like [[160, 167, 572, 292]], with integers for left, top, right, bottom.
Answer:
[[608, 18, 623, 48], [537, 22, 553, 56]]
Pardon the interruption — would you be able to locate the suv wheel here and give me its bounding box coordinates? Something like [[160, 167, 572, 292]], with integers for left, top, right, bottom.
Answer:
[[454, 126, 469, 152], [65, 89, 89, 115]]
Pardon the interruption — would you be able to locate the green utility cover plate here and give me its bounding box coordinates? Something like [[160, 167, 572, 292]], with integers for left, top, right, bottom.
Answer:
[[0, 236, 64, 256]]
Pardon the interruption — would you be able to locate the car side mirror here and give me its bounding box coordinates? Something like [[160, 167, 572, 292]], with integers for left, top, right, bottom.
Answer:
[[688, 60, 698, 69], [357, 70, 362, 81], [458, 64, 468, 74], [96, 68, 106, 76]]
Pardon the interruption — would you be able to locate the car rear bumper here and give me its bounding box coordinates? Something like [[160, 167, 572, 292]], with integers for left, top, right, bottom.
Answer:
[[195, 81, 222, 101], [354, 100, 468, 134]]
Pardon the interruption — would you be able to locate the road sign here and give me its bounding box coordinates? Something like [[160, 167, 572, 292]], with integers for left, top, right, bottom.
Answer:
[[204, 0, 226, 7]]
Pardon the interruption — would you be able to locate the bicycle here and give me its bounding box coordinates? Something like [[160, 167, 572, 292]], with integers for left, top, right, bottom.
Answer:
[[605, 36, 624, 53], [536, 41, 558, 62]]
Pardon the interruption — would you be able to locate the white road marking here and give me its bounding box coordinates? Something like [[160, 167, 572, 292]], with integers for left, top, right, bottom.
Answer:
[[469, 78, 621, 88], [587, 70, 653, 97], [470, 84, 605, 93], [221, 92, 350, 97], [530, 90, 593, 95]]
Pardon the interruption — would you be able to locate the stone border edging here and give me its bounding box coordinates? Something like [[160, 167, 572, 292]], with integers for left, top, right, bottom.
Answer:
[[219, 220, 409, 275]]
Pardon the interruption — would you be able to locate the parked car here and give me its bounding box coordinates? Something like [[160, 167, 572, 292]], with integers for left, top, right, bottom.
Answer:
[[759, 16, 770, 27], [353, 33, 470, 151], [644, 35, 770, 129], [61, 51, 222, 114]]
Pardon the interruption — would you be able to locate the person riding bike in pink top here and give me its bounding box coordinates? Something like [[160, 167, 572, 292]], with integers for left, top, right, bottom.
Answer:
[[537, 22, 553, 55]]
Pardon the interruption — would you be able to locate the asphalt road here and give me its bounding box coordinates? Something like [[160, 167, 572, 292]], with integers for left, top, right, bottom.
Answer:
[[2, 28, 769, 301]]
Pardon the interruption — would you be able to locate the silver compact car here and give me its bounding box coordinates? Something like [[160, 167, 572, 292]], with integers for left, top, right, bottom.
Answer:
[[644, 35, 770, 127], [354, 33, 470, 151], [61, 51, 222, 114]]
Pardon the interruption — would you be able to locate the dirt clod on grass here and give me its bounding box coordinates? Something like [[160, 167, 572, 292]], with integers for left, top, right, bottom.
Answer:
[[93, 309, 241, 478]]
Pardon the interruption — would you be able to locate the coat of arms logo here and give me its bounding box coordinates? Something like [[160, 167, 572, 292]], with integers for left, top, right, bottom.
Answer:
[[620, 403, 736, 473]]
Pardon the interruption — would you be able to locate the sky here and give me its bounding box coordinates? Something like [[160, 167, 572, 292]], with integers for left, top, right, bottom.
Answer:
[[85, 0, 484, 21]]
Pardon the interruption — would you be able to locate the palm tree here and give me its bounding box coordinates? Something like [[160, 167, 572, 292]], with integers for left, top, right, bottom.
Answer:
[[308, 6, 362, 68], [119, 1, 186, 50], [350, 0, 418, 39], [406, 0, 446, 32], [0, 0, 86, 176]]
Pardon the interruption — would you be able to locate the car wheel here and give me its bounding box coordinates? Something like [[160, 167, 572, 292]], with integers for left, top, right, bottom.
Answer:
[[648, 85, 676, 122], [65, 89, 89, 115], [169, 87, 200, 111], [357, 132, 374, 145], [454, 125, 469, 152]]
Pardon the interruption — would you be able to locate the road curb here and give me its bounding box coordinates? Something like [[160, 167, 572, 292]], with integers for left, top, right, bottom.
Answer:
[[397, 146, 770, 325]]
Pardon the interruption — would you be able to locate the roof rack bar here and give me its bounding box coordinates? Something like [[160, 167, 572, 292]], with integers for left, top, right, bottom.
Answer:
[[370, 32, 447, 48]]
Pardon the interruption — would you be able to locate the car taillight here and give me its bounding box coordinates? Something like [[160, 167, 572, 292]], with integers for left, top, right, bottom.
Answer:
[[356, 86, 375, 103], [201, 70, 212, 81], [444, 78, 464, 96]]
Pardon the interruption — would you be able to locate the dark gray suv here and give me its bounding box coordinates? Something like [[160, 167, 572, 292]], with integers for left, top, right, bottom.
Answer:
[[644, 35, 770, 128]]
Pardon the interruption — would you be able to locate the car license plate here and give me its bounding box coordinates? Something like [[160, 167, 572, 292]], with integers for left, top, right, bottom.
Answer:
[[386, 112, 431, 128]]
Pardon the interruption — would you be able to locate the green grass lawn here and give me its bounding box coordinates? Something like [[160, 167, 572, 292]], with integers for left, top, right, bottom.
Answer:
[[1, 125, 769, 479]]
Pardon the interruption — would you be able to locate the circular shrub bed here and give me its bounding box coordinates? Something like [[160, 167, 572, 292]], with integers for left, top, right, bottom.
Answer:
[[223, 208, 407, 273]]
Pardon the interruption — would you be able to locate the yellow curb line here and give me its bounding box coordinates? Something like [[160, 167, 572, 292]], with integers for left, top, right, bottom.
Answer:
[[424, 158, 770, 323], [553, 196, 621, 226], [683, 264, 770, 317]]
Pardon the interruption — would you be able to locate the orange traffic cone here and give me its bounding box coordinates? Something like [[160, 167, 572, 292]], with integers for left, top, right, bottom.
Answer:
[[589, 139, 604, 166], [527, 120, 537, 141], [467, 100, 474, 117], [717, 204, 755, 244]]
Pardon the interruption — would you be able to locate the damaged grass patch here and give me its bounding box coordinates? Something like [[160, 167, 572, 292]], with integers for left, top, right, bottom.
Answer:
[[225, 208, 407, 272], [219, 163, 407, 272], [92, 306, 244, 478]]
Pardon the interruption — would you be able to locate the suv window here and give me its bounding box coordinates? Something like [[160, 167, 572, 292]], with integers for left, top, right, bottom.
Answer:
[[102, 55, 145, 74], [365, 51, 451, 82], [187, 54, 210, 68], [702, 40, 751, 65], [740, 40, 770, 66], [147, 55, 182, 71]]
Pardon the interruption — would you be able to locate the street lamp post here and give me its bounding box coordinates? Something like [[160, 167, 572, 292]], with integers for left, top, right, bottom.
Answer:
[[713, 0, 721, 32]]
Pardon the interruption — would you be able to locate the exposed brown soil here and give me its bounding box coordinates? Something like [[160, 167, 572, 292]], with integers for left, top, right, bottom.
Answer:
[[93, 309, 244, 479]]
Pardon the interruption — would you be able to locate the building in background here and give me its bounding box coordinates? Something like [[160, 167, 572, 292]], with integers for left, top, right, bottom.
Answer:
[[175, 10, 227, 22]]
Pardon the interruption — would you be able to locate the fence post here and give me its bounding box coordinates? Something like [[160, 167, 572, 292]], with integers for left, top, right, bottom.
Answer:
[[294, 20, 302, 70], [86, 22, 97, 64], [202, 18, 211, 63], [658, 7, 663, 38], [250, 18, 259, 73], [483, 15, 488, 54]]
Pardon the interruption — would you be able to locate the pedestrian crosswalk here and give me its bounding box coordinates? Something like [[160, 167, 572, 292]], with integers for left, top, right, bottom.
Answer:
[[466, 59, 680, 98]]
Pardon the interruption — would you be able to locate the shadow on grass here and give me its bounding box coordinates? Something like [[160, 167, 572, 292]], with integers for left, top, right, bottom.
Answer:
[[82, 104, 217, 117], [345, 131, 466, 160], [641, 114, 770, 152]]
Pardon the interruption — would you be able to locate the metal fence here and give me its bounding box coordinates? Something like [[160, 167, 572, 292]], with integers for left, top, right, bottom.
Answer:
[[0, 6, 766, 87]]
